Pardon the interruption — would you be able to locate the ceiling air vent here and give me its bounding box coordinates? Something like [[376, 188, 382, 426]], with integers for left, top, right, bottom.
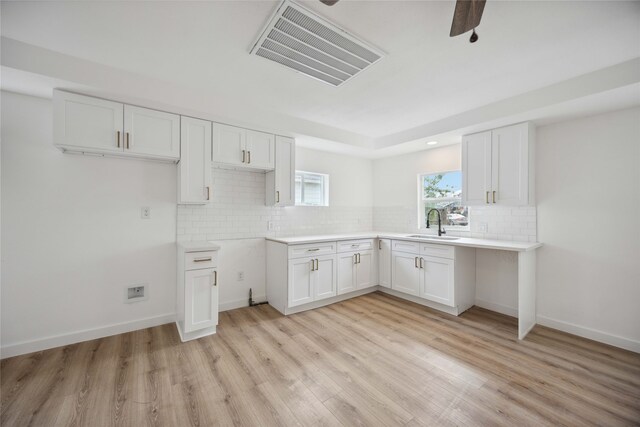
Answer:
[[250, 0, 384, 87]]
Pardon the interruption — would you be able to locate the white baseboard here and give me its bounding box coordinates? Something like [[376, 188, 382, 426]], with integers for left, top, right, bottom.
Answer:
[[536, 315, 640, 354], [474, 298, 518, 317], [219, 295, 267, 312], [0, 313, 176, 359]]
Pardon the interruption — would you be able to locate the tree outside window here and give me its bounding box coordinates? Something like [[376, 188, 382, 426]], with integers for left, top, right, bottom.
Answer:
[[420, 171, 469, 230]]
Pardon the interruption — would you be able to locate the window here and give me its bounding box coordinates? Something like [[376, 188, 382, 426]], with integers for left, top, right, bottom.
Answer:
[[419, 171, 469, 230], [295, 171, 329, 206]]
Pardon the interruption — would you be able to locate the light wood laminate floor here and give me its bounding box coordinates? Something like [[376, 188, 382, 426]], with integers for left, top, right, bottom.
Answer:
[[2, 292, 639, 426]]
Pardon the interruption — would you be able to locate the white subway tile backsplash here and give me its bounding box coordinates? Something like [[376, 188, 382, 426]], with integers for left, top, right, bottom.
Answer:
[[178, 169, 537, 243]]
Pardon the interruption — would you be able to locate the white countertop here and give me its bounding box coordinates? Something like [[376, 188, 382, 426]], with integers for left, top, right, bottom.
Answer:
[[177, 241, 221, 253], [266, 232, 542, 252]]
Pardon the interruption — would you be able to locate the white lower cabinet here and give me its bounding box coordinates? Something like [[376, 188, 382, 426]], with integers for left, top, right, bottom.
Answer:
[[420, 256, 455, 307], [337, 249, 375, 295], [378, 238, 391, 288], [392, 252, 421, 296], [177, 245, 220, 342], [288, 254, 337, 308]]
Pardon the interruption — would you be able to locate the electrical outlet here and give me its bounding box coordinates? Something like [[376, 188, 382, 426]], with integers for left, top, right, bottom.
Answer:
[[125, 284, 148, 303], [268, 221, 274, 231], [478, 222, 488, 233], [141, 207, 151, 219], [237, 272, 244, 281]]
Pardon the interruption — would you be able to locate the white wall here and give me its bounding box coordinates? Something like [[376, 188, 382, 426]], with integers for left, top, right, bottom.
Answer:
[[1, 91, 178, 357], [536, 107, 640, 350]]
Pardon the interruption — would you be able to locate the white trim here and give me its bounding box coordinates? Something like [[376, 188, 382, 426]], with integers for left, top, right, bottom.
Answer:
[[536, 315, 640, 354], [0, 313, 176, 359]]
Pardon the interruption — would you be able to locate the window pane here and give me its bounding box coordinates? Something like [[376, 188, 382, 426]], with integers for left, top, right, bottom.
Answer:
[[421, 171, 468, 228], [295, 171, 329, 206], [425, 201, 469, 227]]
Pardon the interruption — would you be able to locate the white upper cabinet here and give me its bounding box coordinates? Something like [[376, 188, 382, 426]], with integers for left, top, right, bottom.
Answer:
[[178, 117, 212, 204], [54, 90, 124, 154], [267, 136, 295, 207], [245, 130, 275, 169], [124, 105, 180, 160], [212, 123, 246, 166], [212, 123, 275, 171], [462, 122, 534, 206], [54, 90, 180, 162]]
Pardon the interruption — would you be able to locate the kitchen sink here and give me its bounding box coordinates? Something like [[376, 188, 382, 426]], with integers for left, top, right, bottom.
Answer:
[[406, 234, 460, 241]]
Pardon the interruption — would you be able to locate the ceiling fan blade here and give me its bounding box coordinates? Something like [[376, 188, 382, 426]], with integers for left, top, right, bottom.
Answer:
[[319, 0, 339, 5], [450, 0, 486, 37]]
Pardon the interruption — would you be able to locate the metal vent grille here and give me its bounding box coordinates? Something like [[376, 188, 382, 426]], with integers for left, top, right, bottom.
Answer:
[[250, 0, 384, 86]]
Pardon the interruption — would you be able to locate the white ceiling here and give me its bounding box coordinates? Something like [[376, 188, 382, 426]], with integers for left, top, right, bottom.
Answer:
[[2, 0, 639, 156]]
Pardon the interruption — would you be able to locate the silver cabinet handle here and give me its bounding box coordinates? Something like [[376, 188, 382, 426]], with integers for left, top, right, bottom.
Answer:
[[307, 248, 320, 252], [126, 132, 130, 149], [116, 130, 121, 148], [357, 253, 361, 264], [194, 257, 212, 262], [353, 254, 357, 264], [242, 150, 246, 163], [248, 151, 251, 164], [213, 270, 218, 286], [486, 191, 490, 204], [315, 259, 319, 270], [206, 186, 211, 200], [351, 244, 359, 248], [311, 259, 315, 271], [419, 257, 424, 269], [493, 190, 496, 203], [378, 240, 382, 250], [276, 191, 280, 203], [415, 257, 419, 268]]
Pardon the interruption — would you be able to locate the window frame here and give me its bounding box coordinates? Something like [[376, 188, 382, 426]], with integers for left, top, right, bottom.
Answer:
[[295, 170, 330, 207], [418, 170, 470, 232]]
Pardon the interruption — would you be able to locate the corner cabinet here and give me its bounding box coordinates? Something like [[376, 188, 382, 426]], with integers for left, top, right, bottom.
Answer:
[[266, 136, 295, 206], [212, 123, 275, 170], [53, 90, 180, 161], [378, 238, 391, 288], [178, 117, 212, 204], [176, 243, 220, 342], [462, 122, 535, 206]]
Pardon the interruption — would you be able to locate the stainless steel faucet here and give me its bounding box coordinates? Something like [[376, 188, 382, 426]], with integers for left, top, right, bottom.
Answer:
[[426, 209, 446, 236]]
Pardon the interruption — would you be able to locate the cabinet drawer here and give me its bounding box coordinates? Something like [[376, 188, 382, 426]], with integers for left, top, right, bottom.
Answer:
[[392, 240, 420, 254], [337, 239, 374, 253], [288, 242, 336, 259], [419, 243, 454, 259], [185, 251, 218, 270]]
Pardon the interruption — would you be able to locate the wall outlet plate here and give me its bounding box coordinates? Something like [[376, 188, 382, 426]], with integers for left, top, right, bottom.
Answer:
[[141, 207, 151, 219], [478, 222, 488, 233], [238, 272, 244, 281], [124, 284, 149, 303]]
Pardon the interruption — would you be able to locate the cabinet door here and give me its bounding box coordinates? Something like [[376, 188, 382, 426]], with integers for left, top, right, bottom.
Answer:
[[356, 250, 375, 289], [491, 123, 529, 206], [314, 254, 337, 301], [179, 117, 212, 204], [337, 252, 357, 295], [461, 130, 492, 206], [420, 256, 455, 307], [245, 130, 275, 170], [288, 257, 314, 307], [184, 268, 218, 333], [124, 105, 179, 159], [273, 136, 295, 206], [391, 252, 421, 296], [53, 90, 124, 153], [378, 239, 391, 288], [212, 123, 246, 166]]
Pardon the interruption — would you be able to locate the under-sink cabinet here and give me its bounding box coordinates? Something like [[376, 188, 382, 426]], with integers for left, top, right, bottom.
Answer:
[[176, 242, 220, 342], [390, 240, 475, 313]]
